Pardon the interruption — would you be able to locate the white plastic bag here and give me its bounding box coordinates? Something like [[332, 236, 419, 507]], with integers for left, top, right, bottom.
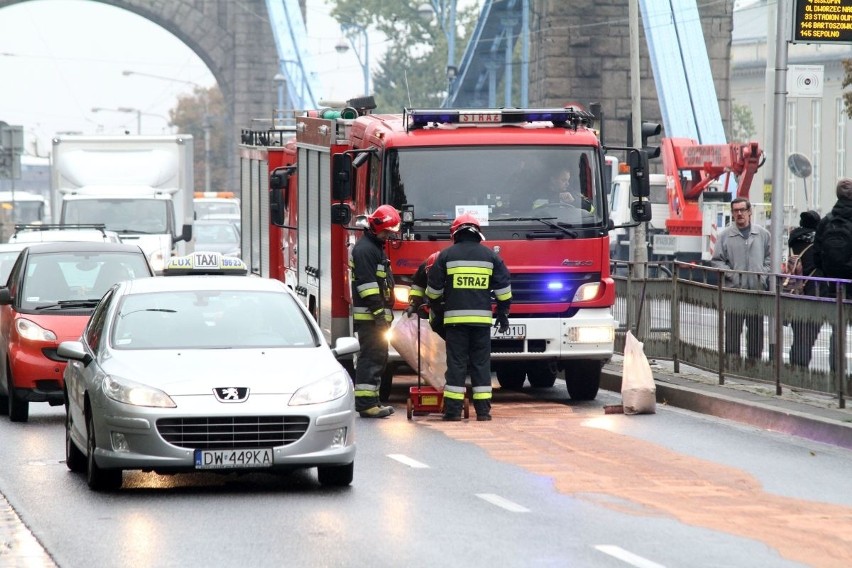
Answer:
[[390, 315, 446, 389], [621, 331, 656, 415]]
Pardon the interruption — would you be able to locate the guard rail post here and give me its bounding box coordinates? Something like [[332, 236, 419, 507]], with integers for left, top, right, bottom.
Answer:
[[773, 274, 782, 395], [717, 270, 725, 386], [837, 284, 847, 409], [672, 263, 680, 373]]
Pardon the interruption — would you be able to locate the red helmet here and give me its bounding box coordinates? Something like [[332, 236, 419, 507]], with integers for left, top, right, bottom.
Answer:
[[368, 205, 401, 234], [450, 213, 483, 241], [425, 252, 439, 271]]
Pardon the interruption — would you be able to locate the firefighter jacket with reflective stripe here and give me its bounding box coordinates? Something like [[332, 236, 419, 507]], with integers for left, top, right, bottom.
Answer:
[[408, 261, 428, 309], [425, 236, 511, 326], [350, 231, 394, 322]]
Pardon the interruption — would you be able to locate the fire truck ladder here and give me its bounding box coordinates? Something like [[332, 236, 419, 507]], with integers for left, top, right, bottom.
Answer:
[[265, 0, 322, 110], [639, 0, 726, 144]]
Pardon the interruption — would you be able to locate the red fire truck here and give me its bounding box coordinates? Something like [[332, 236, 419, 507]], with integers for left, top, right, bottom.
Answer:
[[239, 100, 646, 401]]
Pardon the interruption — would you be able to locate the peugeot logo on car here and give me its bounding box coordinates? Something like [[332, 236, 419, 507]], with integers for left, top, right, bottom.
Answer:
[[214, 387, 249, 402]]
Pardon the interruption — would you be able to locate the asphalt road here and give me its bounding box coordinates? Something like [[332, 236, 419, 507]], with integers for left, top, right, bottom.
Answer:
[[2, 373, 852, 568]]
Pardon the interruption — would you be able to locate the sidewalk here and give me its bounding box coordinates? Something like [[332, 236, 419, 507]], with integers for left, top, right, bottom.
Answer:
[[602, 354, 852, 450]]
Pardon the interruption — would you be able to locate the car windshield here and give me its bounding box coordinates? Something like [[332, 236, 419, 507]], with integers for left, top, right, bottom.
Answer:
[[195, 223, 240, 245], [63, 199, 170, 234], [2, 200, 45, 224], [22, 252, 151, 307], [112, 289, 318, 349], [386, 146, 604, 228], [195, 201, 239, 219]]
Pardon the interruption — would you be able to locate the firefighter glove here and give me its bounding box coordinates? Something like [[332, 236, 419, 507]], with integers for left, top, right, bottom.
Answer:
[[495, 313, 510, 334], [404, 305, 417, 318]]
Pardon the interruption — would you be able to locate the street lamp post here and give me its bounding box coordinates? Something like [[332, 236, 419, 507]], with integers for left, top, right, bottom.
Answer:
[[273, 72, 287, 123], [123, 69, 211, 192], [335, 23, 370, 96], [118, 107, 141, 134], [419, 1, 458, 96]]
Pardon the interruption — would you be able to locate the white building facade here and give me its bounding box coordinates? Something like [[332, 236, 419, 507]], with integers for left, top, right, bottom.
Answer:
[[732, 0, 852, 224]]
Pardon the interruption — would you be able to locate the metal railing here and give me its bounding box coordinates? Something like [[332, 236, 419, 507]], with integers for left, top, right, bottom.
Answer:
[[612, 261, 852, 408]]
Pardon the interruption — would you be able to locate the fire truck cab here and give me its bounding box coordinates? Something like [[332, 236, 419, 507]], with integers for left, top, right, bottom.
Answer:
[[240, 102, 650, 402]]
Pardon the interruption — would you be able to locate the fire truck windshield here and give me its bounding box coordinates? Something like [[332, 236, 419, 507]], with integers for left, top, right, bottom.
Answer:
[[386, 146, 603, 229]]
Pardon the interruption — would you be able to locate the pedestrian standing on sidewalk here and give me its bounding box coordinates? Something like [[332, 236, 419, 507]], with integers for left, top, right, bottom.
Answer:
[[813, 178, 852, 372], [710, 197, 771, 359], [426, 213, 512, 421], [786, 210, 821, 368]]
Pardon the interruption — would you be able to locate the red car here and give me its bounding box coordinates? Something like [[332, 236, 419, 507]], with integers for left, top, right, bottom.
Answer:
[[0, 242, 153, 422]]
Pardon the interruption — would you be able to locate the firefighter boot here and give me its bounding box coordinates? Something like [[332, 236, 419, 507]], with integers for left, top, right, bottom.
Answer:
[[474, 400, 492, 421], [359, 405, 393, 419], [442, 399, 463, 421]]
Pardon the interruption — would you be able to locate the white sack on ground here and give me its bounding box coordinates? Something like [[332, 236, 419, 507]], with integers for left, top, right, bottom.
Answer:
[[621, 330, 656, 414], [390, 315, 447, 390]]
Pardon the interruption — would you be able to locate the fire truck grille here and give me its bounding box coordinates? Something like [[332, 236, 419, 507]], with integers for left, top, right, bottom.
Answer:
[[507, 272, 599, 304], [157, 416, 310, 450]]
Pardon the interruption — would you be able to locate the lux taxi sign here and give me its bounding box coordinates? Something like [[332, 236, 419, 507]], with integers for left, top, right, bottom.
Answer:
[[164, 252, 248, 275]]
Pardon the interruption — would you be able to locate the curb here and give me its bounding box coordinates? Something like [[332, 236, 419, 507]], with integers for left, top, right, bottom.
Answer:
[[600, 366, 852, 451]]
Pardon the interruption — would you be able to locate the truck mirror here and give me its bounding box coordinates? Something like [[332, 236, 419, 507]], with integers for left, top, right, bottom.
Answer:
[[332, 154, 353, 201], [628, 149, 650, 197], [331, 203, 351, 225], [179, 224, 193, 243], [630, 200, 652, 222]]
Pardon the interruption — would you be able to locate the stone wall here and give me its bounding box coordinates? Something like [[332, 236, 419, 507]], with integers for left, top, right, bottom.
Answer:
[[528, 0, 734, 146]]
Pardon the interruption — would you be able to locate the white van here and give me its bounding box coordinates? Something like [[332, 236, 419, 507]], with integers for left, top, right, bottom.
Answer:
[[608, 173, 668, 261]]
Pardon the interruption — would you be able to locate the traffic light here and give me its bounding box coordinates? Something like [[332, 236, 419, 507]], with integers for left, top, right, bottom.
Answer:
[[627, 149, 649, 198], [641, 121, 662, 159]]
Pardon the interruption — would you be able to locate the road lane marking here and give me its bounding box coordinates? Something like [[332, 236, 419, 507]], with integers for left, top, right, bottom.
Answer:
[[475, 493, 530, 513], [594, 545, 665, 568], [387, 454, 430, 468]]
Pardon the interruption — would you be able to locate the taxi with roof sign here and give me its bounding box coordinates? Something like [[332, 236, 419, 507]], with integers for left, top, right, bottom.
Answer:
[[58, 261, 359, 491], [163, 251, 248, 276]]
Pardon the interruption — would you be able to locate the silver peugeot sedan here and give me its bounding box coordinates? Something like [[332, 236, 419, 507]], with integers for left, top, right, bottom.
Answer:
[[59, 274, 359, 491]]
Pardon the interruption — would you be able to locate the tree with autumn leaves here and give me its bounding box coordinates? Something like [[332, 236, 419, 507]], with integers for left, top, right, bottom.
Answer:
[[168, 86, 231, 193]]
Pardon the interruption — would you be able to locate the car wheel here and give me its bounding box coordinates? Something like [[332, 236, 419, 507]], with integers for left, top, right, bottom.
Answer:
[[494, 362, 526, 390], [564, 359, 602, 401], [6, 363, 28, 423], [65, 403, 86, 473], [526, 361, 558, 388], [317, 462, 354, 487], [85, 411, 122, 491]]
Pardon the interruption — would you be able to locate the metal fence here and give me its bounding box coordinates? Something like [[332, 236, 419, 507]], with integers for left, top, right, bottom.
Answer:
[[612, 261, 852, 408]]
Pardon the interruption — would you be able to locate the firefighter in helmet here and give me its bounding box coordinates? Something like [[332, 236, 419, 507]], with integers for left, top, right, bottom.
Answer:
[[426, 213, 512, 421], [405, 252, 445, 338], [350, 204, 401, 418]]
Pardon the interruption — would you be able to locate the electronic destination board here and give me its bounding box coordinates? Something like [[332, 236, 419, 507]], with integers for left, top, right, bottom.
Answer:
[[793, 0, 852, 43]]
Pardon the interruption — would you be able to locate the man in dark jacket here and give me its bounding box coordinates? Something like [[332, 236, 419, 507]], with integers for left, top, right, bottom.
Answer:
[[426, 213, 512, 421], [787, 210, 820, 367], [350, 205, 401, 418], [814, 178, 852, 372]]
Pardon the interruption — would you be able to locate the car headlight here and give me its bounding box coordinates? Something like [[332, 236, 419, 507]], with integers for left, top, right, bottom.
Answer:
[[289, 370, 351, 406], [149, 251, 166, 273], [103, 375, 176, 408], [16, 318, 57, 341], [573, 282, 601, 302]]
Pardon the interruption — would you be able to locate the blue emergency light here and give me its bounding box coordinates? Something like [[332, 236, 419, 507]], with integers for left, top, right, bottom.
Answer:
[[404, 107, 593, 131]]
